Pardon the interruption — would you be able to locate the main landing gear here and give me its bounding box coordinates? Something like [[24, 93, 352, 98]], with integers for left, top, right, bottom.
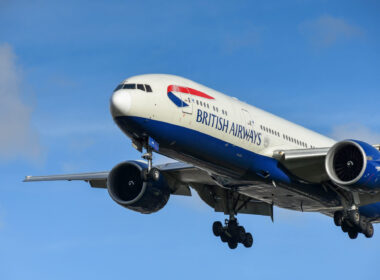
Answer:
[[212, 216, 253, 249], [333, 210, 374, 239]]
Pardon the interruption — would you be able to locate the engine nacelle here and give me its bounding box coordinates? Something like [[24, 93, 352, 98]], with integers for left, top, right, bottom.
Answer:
[[107, 161, 170, 214], [325, 140, 380, 191]]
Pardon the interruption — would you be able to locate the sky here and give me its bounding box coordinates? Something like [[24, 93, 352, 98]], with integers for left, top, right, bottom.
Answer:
[[0, 0, 380, 279]]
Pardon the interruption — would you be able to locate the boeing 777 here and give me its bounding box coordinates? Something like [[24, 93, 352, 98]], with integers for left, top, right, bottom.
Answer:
[[24, 74, 380, 249]]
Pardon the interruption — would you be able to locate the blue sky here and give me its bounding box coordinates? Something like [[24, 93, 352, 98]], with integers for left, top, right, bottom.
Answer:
[[1, 0, 380, 279]]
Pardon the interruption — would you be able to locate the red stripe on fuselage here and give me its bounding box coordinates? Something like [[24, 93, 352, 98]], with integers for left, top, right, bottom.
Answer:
[[167, 85, 214, 100]]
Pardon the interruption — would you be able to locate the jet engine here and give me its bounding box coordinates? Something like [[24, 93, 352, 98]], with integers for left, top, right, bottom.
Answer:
[[325, 140, 380, 191], [107, 161, 170, 214]]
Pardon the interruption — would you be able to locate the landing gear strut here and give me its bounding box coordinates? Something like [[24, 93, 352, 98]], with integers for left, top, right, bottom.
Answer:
[[141, 140, 160, 181], [212, 216, 253, 249], [333, 210, 374, 239]]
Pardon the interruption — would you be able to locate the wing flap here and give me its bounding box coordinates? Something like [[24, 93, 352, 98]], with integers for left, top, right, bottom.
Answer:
[[273, 148, 330, 183]]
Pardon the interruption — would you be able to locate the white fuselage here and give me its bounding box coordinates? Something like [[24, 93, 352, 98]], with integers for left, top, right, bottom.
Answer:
[[111, 74, 336, 159]]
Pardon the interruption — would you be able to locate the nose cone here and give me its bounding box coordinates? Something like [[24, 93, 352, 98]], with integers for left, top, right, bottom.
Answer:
[[110, 91, 131, 117]]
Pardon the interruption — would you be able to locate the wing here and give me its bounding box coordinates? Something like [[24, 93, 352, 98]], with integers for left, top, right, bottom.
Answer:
[[273, 147, 330, 183], [23, 161, 194, 192], [24, 161, 273, 218], [24, 171, 109, 188], [273, 144, 380, 184]]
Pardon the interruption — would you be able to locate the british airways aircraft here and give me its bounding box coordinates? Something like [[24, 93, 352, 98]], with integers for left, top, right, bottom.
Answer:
[[25, 74, 380, 249]]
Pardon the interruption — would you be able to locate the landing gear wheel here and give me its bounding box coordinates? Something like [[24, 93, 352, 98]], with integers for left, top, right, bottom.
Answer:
[[149, 168, 160, 181], [348, 230, 358, 239], [334, 211, 343, 227], [228, 240, 238, 249], [212, 221, 223, 237], [341, 221, 350, 233], [348, 210, 360, 225], [243, 233, 253, 248], [359, 218, 367, 233], [364, 223, 374, 238], [237, 226, 246, 243], [220, 232, 228, 243], [142, 169, 149, 181]]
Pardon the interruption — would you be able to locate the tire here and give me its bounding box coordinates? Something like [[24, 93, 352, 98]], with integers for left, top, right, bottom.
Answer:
[[243, 233, 253, 248], [150, 168, 160, 181], [364, 223, 374, 238], [341, 221, 350, 233], [349, 210, 360, 226], [334, 211, 343, 227], [220, 232, 228, 243], [228, 240, 238, 249], [359, 218, 367, 233], [212, 221, 223, 237], [237, 226, 246, 243], [348, 230, 358, 239]]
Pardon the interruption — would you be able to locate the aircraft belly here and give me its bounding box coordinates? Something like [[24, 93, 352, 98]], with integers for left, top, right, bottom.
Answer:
[[114, 116, 346, 213]]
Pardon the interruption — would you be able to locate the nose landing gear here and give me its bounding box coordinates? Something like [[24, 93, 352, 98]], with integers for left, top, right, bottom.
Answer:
[[212, 217, 253, 249], [141, 137, 160, 181]]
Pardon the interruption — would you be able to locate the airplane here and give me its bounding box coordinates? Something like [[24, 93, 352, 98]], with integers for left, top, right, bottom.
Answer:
[[24, 74, 380, 249]]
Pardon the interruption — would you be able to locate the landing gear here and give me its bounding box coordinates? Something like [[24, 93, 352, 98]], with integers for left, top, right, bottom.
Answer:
[[212, 221, 223, 236], [334, 211, 343, 227], [243, 232, 253, 248], [348, 209, 360, 225], [348, 230, 358, 239], [212, 218, 253, 249], [333, 210, 374, 239], [141, 142, 160, 181], [364, 223, 374, 238]]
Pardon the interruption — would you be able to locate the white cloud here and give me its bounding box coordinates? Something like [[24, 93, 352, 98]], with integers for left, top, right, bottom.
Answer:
[[222, 26, 261, 53], [330, 123, 380, 144], [0, 43, 41, 161], [300, 15, 364, 47]]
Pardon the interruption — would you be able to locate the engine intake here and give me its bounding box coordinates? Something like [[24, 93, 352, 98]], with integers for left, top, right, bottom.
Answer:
[[107, 161, 170, 214], [325, 140, 380, 190]]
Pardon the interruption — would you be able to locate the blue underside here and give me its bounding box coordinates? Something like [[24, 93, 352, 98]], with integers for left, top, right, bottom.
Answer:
[[115, 116, 380, 220]]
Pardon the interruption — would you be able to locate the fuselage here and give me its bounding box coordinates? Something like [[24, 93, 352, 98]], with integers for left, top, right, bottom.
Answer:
[[109, 74, 380, 219], [111, 74, 334, 177]]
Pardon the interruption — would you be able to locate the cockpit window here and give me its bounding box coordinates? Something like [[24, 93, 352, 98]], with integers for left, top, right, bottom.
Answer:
[[137, 84, 145, 91], [123, 84, 136, 89], [114, 84, 123, 92], [114, 83, 153, 92]]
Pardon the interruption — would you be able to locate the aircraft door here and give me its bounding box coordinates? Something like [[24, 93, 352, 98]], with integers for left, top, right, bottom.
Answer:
[[241, 108, 254, 127], [180, 87, 193, 114]]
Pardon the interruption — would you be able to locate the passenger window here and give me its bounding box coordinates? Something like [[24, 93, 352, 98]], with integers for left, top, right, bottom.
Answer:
[[145, 85, 153, 92], [123, 84, 136, 89], [137, 84, 145, 91]]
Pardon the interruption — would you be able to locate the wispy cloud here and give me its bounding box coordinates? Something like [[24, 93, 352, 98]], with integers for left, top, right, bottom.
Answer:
[[0, 43, 41, 161], [299, 15, 364, 47], [330, 123, 380, 144], [222, 25, 261, 53]]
